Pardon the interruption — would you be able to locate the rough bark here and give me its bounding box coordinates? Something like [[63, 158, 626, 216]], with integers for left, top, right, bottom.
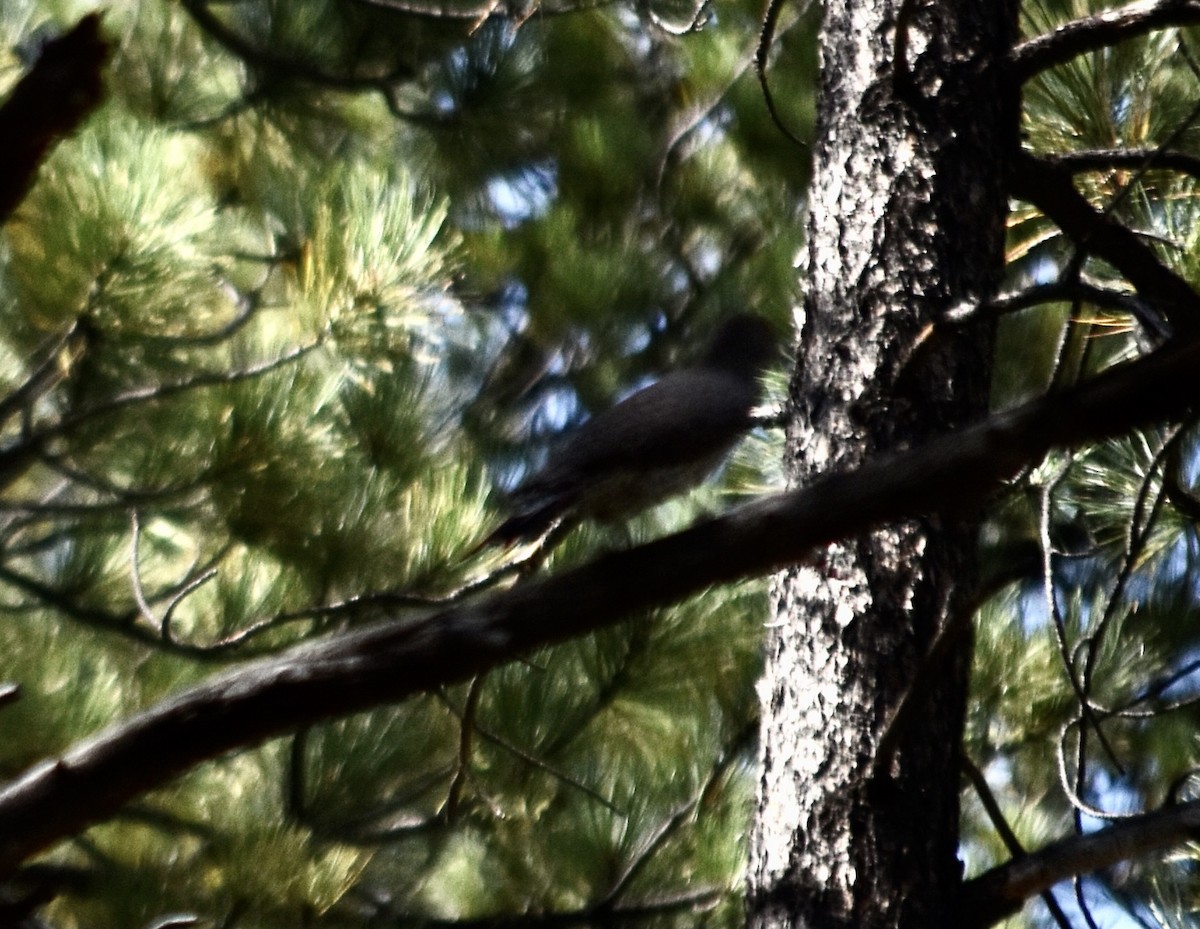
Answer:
[[748, 2, 1020, 928]]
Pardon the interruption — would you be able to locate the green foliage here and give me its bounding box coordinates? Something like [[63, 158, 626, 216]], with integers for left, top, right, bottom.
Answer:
[[0, 1, 802, 927], [28, 0, 1200, 925], [970, 5, 1200, 925], [11, 0, 1200, 927]]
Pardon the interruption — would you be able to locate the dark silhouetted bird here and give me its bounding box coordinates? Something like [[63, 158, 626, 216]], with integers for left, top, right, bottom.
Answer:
[[483, 314, 777, 547]]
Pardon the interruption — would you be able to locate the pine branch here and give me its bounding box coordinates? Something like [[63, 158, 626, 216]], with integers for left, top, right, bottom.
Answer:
[[182, 0, 416, 86], [436, 692, 625, 815], [962, 757, 1073, 929], [444, 675, 484, 821], [0, 340, 322, 484], [5, 332, 1200, 876], [0, 564, 142, 643], [969, 279, 1167, 338], [660, 2, 808, 186], [596, 721, 755, 909], [349, 0, 621, 20], [1011, 0, 1200, 84], [288, 722, 451, 842], [346, 885, 724, 928], [754, 0, 808, 149], [180, 0, 420, 117], [960, 798, 1200, 928], [1010, 150, 1200, 335], [1046, 147, 1200, 181], [0, 15, 108, 224]]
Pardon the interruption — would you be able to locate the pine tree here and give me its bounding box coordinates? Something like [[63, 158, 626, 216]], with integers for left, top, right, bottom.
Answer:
[[9, 2, 1200, 929], [749, 1, 1015, 925], [751, 2, 1200, 928], [0, 2, 807, 926]]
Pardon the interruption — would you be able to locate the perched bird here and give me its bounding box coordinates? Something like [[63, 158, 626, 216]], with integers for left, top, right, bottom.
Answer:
[[483, 314, 777, 547]]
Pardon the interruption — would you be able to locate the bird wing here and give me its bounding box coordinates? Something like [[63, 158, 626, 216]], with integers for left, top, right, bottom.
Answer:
[[515, 368, 759, 499]]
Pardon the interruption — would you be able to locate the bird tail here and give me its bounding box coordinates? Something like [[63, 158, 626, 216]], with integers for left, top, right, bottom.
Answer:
[[468, 499, 569, 554]]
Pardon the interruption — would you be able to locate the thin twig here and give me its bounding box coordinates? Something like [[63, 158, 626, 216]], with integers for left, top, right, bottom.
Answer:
[[436, 691, 624, 815], [962, 756, 1073, 929], [950, 278, 1169, 340], [1047, 147, 1200, 181], [755, 0, 808, 148], [1054, 719, 1137, 821], [444, 675, 485, 821], [0, 321, 88, 431], [0, 341, 323, 470], [129, 510, 157, 628]]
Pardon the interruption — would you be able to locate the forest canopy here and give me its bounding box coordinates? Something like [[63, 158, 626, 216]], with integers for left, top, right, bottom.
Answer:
[[6, 2, 1200, 929]]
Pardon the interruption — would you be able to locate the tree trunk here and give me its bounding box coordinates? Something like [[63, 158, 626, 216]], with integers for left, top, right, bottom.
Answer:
[[748, 2, 1020, 928]]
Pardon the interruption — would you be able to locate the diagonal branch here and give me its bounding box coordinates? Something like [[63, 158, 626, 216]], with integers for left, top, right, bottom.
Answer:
[[347, 884, 724, 928], [179, 0, 430, 119], [0, 14, 108, 224], [4, 334, 1200, 877], [1046, 147, 1200, 181], [972, 278, 1168, 339], [0, 340, 322, 491], [960, 798, 1200, 928], [181, 0, 415, 87], [349, 0, 620, 20], [754, 0, 809, 149], [962, 757, 1073, 929], [1010, 150, 1200, 335], [1011, 0, 1200, 84]]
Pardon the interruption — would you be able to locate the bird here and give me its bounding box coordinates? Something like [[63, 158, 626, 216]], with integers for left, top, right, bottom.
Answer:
[[482, 314, 778, 547]]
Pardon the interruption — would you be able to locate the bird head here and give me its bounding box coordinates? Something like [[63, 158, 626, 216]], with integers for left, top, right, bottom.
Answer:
[[700, 314, 779, 379]]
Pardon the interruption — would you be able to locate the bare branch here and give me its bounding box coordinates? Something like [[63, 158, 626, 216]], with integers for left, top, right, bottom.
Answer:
[[1010, 150, 1200, 335], [182, 0, 415, 86], [1123, 656, 1200, 712], [1047, 147, 1200, 181], [0, 683, 19, 710], [1056, 717, 1136, 821], [0, 322, 89, 432], [961, 798, 1200, 928], [964, 278, 1169, 339], [962, 757, 1073, 929], [0, 14, 108, 223], [348, 0, 619, 21], [4, 334, 1200, 875], [436, 691, 624, 815], [755, 0, 808, 149], [1011, 0, 1200, 84], [444, 675, 484, 820], [656, 4, 808, 188], [128, 510, 158, 629]]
